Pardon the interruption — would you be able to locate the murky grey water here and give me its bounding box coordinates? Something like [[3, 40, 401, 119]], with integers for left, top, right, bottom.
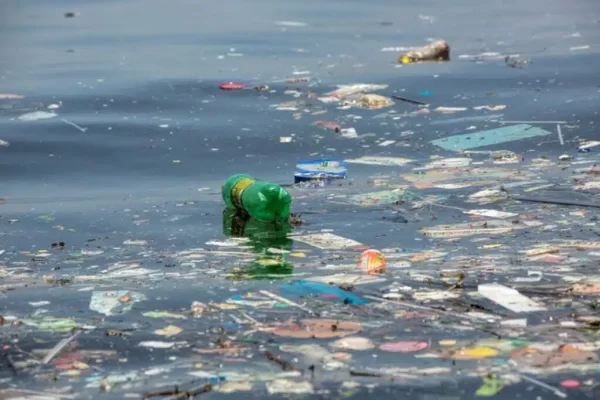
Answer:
[[1, 0, 600, 398]]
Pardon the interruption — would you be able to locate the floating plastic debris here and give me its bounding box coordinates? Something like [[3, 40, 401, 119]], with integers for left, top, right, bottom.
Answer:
[[18, 111, 57, 121], [430, 124, 552, 151]]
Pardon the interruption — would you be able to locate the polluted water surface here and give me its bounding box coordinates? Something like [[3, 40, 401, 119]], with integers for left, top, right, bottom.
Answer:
[[1, 0, 600, 399]]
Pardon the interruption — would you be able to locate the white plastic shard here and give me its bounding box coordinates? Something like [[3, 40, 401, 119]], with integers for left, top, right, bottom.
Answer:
[[478, 283, 546, 313], [18, 111, 57, 121], [292, 232, 362, 250]]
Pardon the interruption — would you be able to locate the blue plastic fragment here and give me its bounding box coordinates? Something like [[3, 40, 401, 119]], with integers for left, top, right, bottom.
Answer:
[[430, 124, 552, 151], [294, 158, 347, 182], [225, 322, 240, 331], [279, 280, 368, 305]]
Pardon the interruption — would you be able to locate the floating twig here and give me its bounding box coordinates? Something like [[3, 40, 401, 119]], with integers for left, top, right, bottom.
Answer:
[[507, 194, 600, 208], [363, 294, 484, 322], [166, 383, 212, 400], [263, 350, 301, 372], [143, 387, 182, 399], [519, 374, 567, 398], [349, 369, 384, 377], [391, 95, 428, 106], [61, 118, 88, 132], [144, 383, 213, 400]]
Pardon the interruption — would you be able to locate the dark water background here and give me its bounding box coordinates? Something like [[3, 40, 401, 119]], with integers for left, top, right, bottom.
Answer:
[[1, 0, 600, 398]]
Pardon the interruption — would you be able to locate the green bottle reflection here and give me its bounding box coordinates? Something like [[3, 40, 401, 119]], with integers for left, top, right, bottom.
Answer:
[[222, 208, 294, 280]]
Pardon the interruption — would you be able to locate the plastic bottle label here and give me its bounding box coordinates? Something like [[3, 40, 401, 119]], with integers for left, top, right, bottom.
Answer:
[[231, 177, 254, 208]]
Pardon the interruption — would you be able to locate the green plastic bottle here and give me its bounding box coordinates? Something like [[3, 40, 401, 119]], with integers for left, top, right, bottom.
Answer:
[[222, 208, 294, 280], [222, 208, 292, 244], [222, 174, 291, 222]]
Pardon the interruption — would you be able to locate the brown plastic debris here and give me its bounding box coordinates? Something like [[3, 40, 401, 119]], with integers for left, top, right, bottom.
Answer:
[[571, 283, 600, 294], [105, 329, 130, 337], [118, 295, 131, 303], [154, 325, 182, 337], [270, 319, 362, 339], [510, 345, 598, 368], [193, 340, 247, 355], [398, 40, 450, 64], [524, 247, 560, 257], [143, 383, 212, 400], [342, 93, 394, 110], [313, 120, 341, 132]]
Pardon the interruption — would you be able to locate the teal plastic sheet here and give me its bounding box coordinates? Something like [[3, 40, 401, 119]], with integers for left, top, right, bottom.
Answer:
[[430, 124, 552, 151]]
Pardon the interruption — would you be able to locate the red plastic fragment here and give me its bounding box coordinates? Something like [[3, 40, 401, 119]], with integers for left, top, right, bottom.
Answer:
[[219, 82, 246, 90]]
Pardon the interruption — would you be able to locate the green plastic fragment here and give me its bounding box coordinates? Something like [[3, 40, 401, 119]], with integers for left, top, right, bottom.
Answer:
[[476, 375, 503, 397]]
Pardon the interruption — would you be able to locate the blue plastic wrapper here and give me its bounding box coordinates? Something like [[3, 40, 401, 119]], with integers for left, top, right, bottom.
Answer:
[[279, 280, 367, 305], [294, 158, 348, 183]]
